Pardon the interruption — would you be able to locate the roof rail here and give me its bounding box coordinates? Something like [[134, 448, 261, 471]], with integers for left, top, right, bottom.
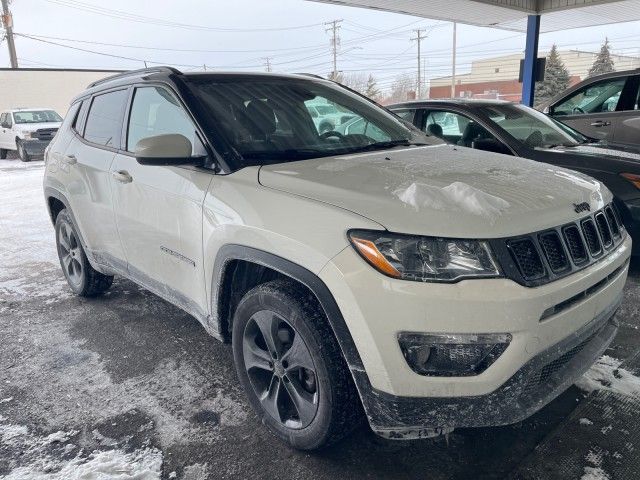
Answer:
[[88, 66, 182, 88], [293, 73, 326, 80]]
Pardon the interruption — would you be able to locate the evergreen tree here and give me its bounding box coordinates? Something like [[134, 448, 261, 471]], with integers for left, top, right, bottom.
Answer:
[[534, 45, 570, 106], [365, 74, 380, 100], [588, 39, 615, 77]]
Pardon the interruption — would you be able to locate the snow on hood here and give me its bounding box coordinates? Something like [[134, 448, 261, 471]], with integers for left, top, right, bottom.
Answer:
[[259, 144, 612, 238], [393, 181, 511, 224]]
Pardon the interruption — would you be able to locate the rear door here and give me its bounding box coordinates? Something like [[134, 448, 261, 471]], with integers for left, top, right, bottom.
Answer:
[[109, 84, 213, 319], [62, 89, 128, 269], [610, 75, 640, 146], [549, 75, 629, 141]]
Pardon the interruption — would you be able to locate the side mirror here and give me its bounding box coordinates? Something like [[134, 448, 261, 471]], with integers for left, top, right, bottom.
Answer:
[[134, 134, 204, 166], [1, 122, 10, 129]]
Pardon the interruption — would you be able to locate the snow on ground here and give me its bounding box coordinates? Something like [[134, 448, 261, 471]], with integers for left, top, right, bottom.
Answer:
[[581, 448, 610, 480], [0, 418, 162, 479], [575, 355, 640, 397], [0, 161, 73, 306]]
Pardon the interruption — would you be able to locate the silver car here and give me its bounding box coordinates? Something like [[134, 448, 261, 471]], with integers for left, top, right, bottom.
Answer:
[[542, 69, 640, 146]]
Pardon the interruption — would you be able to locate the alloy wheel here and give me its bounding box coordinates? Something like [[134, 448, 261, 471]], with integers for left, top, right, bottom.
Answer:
[[242, 310, 319, 429], [57, 220, 83, 287]]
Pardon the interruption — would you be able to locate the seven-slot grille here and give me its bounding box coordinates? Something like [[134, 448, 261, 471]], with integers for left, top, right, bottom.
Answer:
[[499, 202, 625, 287]]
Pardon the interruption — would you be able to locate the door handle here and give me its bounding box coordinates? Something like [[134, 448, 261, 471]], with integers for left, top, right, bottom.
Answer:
[[62, 154, 77, 165], [590, 121, 612, 127], [112, 170, 133, 184]]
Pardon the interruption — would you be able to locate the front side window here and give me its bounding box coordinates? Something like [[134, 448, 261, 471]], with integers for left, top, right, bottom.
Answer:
[[480, 104, 587, 148], [553, 77, 626, 116], [186, 77, 440, 168], [84, 89, 128, 147], [12, 110, 62, 124], [127, 86, 197, 153]]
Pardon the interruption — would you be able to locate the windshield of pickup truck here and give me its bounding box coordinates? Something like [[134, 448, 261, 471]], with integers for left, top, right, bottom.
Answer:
[[187, 76, 442, 167], [12, 110, 63, 124], [479, 104, 589, 148]]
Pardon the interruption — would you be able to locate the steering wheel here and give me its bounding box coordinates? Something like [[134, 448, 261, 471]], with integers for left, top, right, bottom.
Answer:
[[320, 130, 345, 140], [572, 106, 585, 114]]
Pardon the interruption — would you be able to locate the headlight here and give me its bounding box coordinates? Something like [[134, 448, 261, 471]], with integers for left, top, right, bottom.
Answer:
[[21, 131, 34, 139], [348, 230, 502, 282]]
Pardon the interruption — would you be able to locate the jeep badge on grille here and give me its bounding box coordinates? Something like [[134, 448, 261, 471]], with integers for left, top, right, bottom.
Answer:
[[573, 202, 590, 213]]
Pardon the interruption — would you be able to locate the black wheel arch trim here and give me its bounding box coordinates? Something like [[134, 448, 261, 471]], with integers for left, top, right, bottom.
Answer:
[[44, 187, 90, 254], [211, 244, 366, 375]]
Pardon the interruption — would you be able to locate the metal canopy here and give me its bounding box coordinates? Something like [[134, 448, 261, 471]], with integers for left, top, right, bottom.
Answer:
[[309, 0, 640, 32]]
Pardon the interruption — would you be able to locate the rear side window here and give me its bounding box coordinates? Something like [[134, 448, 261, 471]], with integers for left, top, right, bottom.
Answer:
[[84, 89, 128, 147]]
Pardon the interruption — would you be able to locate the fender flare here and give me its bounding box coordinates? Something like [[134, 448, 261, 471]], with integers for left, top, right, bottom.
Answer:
[[43, 186, 92, 259], [211, 244, 366, 374]]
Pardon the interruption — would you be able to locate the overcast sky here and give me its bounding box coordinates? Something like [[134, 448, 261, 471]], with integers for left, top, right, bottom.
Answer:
[[2, 0, 640, 92]]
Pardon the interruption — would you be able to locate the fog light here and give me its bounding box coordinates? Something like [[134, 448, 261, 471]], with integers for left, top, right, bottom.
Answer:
[[398, 333, 511, 377]]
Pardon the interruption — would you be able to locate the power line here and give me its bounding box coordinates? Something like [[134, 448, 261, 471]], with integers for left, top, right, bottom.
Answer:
[[42, 0, 324, 33]]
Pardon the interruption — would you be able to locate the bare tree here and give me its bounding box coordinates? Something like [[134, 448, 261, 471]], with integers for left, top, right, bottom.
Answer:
[[340, 72, 369, 94], [386, 73, 416, 104]]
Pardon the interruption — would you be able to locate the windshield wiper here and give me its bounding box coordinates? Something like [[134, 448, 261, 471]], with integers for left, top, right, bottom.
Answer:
[[346, 139, 430, 153]]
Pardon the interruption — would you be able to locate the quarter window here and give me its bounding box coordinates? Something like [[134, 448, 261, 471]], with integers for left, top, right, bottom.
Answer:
[[84, 89, 128, 147], [127, 86, 197, 153], [553, 77, 626, 116]]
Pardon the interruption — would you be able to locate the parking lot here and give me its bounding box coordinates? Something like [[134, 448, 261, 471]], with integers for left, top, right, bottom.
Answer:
[[0, 158, 639, 479]]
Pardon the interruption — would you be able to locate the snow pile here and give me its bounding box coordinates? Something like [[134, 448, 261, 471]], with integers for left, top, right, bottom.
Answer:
[[393, 181, 510, 222], [2, 447, 163, 480], [576, 355, 640, 397], [0, 420, 162, 479]]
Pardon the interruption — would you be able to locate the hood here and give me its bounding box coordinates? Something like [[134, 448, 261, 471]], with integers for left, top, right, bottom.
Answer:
[[16, 122, 61, 132], [258, 144, 612, 238], [538, 143, 640, 162]]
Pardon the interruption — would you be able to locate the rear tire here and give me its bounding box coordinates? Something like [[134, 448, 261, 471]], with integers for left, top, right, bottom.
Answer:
[[0, 149, 6, 159], [232, 279, 361, 450], [17, 140, 30, 162], [55, 209, 113, 296]]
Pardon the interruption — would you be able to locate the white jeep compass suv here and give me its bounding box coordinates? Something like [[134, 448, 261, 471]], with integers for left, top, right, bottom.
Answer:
[[43, 67, 631, 450]]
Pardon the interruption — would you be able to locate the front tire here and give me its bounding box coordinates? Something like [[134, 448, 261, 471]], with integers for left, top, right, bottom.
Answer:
[[17, 140, 30, 162], [55, 209, 113, 296], [232, 280, 361, 450], [0, 148, 6, 159]]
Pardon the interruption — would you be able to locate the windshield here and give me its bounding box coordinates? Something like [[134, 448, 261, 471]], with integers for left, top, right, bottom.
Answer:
[[186, 76, 442, 168], [479, 104, 589, 148], [12, 110, 62, 124]]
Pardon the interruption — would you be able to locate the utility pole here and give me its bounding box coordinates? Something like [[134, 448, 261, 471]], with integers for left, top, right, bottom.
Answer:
[[1, 0, 18, 69], [450, 22, 457, 98], [325, 19, 342, 80], [411, 29, 427, 98], [262, 57, 272, 72]]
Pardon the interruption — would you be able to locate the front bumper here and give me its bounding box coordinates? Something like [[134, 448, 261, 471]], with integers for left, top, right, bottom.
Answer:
[[22, 139, 50, 156], [356, 294, 620, 439], [319, 234, 631, 438]]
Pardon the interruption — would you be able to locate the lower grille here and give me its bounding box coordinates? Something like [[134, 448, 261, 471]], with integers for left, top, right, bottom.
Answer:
[[523, 329, 600, 395]]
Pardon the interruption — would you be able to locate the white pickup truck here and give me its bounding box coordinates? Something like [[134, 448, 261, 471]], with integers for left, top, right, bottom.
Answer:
[[0, 108, 63, 161]]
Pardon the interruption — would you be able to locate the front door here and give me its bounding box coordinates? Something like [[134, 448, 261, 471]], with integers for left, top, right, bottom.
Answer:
[[110, 85, 213, 319], [549, 76, 627, 141]]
